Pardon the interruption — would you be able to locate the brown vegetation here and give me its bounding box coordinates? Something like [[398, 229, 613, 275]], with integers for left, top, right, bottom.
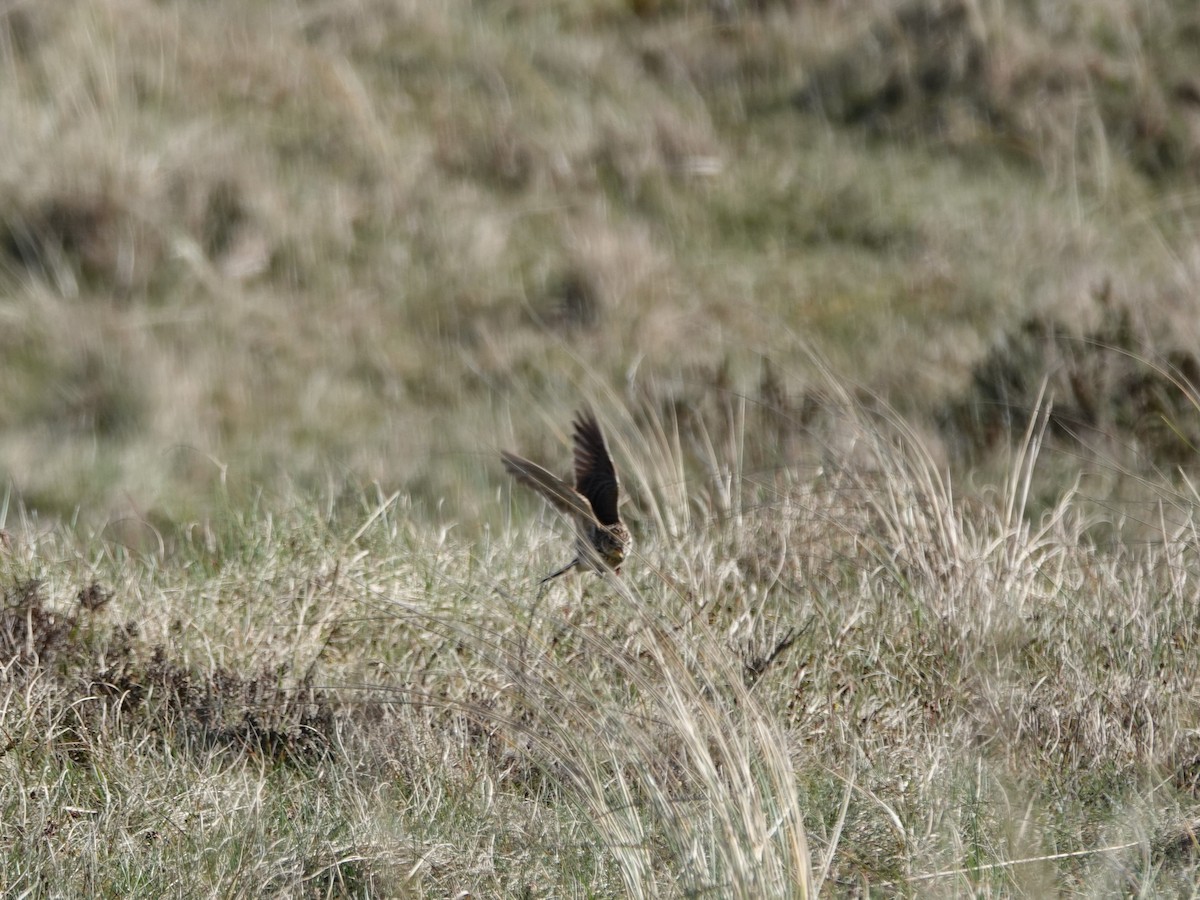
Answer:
[[2, 0, 1200, 893], [0, 0, 1197, 525]]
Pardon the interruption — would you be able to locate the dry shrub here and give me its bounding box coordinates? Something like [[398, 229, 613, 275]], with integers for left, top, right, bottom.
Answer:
[[940, 287, 1200, 470], [0, 191, 160, 296], [797, 0, 1200, 181], [0, 574, 337, 765], [0, 579, 73, 676]]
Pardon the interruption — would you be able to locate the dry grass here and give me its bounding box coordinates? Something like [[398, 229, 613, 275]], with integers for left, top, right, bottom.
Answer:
[[3, 0, 1200, 894], [2, 385, 1200, 893], [1, 0, 1198, 525]]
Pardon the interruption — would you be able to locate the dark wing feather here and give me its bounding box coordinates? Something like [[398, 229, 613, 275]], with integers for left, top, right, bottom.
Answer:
[[502, 451, 598, 523], [572, 410, 621, 525]]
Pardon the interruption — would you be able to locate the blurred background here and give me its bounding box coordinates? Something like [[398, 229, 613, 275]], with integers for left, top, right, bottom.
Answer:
[[1, 0, 1198, 535]]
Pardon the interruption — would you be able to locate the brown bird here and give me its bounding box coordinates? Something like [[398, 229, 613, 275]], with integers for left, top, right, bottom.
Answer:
[[502, 410, 632, 582]]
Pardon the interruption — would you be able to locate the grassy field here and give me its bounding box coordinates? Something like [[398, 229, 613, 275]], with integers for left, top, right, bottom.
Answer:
[[3, 0, 1200, 895]]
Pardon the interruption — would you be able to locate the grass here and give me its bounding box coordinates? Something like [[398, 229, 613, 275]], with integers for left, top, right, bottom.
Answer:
[[4, 386, 1200, 894], [2, 0, 1200, 522], [3, 0, 1200, 894]]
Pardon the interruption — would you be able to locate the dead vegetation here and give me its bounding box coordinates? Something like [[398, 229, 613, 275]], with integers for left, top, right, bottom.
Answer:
[[942, 284, 1200, 473], [2, 0, 1200, 893], [0, 0, 1198, 525], [3, 390, 1200, 892], [0, 577, 337, 765], [798, 0, 1200, 181]]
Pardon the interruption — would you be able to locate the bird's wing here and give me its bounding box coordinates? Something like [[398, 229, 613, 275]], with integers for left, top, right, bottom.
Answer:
[[572, 410, 621, 526], [502, 451, 598, 524]]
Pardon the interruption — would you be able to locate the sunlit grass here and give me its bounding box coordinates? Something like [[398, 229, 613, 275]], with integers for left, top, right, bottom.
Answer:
[[2, 0, 1200, 893], [2, 0, 1198, 524], [3, 385, 1200, 892]]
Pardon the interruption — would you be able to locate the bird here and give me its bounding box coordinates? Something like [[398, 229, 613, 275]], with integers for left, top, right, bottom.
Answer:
[[502, 409, 632, 582]]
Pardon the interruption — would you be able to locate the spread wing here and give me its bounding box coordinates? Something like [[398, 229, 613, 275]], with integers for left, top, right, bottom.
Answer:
[[572, 410, 621, 526], [502, 451, 597, 524]]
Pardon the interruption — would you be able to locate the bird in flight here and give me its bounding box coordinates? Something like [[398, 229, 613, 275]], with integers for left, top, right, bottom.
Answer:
[[502, 410, 632, 582]]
